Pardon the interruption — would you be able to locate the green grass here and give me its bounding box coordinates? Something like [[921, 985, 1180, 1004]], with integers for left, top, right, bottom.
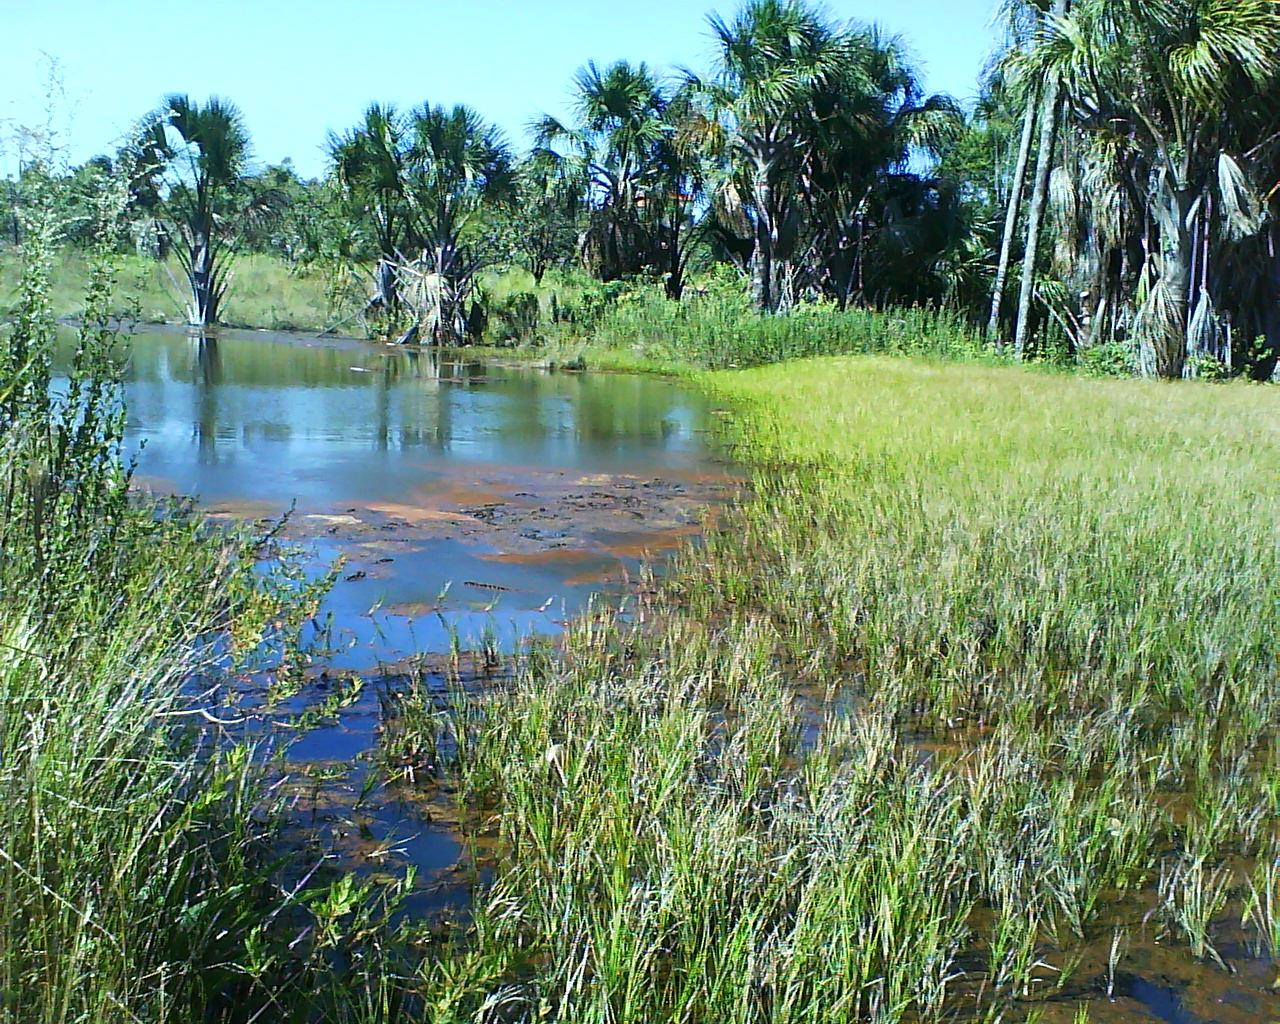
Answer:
[[0, 246, 352, 332], [382, 355, 1280, 1021]]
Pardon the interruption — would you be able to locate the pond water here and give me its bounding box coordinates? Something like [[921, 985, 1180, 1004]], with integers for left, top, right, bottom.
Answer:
[[63, 324, 734, 666], [54, 323, 736, 906]]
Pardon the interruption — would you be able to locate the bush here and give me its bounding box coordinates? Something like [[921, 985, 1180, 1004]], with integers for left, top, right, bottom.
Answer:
[[486, 288, 542, 344]]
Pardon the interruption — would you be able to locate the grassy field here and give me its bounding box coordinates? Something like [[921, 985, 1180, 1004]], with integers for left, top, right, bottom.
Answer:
[[0, 247, 347, 331], [384, 356, 1280, 1022]]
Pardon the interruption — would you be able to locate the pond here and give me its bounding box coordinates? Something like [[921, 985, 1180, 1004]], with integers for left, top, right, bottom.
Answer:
[[80, 324, 735, 664], [56, 323, 736, 903]]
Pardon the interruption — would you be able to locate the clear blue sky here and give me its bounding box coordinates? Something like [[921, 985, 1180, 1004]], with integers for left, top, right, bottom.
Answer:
[[0, 0, 1001, 180]]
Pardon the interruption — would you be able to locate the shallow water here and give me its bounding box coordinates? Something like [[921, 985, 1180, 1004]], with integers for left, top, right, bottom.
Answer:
[[58, 324, 734, 664], [54, 323, 736, 901], [114, 325, 715, 505]]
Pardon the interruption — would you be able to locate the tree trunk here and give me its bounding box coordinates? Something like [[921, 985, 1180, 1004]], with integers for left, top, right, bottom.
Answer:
[[1014, 0, 1068, 359], [1154, 188, 1195, 379], [988, 76, 1040, 346], [1256, 220, 1280, 380], [749, 146, 790, 314], [188, 230, 215, 327], [375, 257, 397, 308], [750, 166, 775, 313]]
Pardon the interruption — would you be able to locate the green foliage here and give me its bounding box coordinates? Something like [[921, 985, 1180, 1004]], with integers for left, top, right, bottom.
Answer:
[[485, 287, 541, 344], [578, 282, 992, 369]]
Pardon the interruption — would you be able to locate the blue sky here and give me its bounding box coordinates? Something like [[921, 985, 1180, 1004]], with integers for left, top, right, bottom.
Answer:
[[0, 0, 1002, 180]]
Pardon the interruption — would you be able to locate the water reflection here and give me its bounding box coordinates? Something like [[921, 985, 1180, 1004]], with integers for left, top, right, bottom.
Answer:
[[193, 334, 222, 460], [51, 324, 730, 667], [59, 326, 716, 509]]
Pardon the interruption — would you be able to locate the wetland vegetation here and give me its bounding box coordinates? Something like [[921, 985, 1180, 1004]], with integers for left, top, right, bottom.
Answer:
[[3, 0, 1280, 1021]]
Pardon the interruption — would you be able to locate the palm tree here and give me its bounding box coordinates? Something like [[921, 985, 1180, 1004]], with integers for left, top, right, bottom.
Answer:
[[329, 104, 408, 312], [135, 95, 270, 327], [693, 0, 854, 312], [535, 60, 668, 282], [402, 104, 515, 341], [987, 4, 1046, 344], [651, 87, 710, 299], [1013, 0, 1069, 360], [798, 26, 963, 309], [1028, 0, 1280, 377], [329, 103, 513, 342]]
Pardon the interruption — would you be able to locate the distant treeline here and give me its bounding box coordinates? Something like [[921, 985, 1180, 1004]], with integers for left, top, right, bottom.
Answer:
[[4, 0, 1280, 378]]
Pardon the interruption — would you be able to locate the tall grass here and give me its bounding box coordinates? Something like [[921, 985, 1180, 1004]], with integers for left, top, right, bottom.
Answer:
[[8, 163, 1278, 1020], [385, 354, 1280, 1020], [552, 283, 991, 370], [0, 172, 400, 1022]]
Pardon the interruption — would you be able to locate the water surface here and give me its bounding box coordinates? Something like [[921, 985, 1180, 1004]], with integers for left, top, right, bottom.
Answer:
[[59, 324, 733, 665]]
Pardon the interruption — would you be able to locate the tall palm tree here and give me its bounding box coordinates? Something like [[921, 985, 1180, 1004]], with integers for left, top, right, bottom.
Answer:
[[987, 3, 1046, 344], [1013, 0, 1069, 360], [535, 60, 668, 282], [799, 26, 963, 309], [693, 0, 854, 312], [402, 104, 515, 341], [328, 104, 408, 311], [135, 95, 269, 327], [651, 87, 710, 299], [1028, 0, 1280, 376]]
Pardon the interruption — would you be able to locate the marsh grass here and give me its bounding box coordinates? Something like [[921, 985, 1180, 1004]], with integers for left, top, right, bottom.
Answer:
[[8, 162, 1280, 1023], [379, 354, 1280, 1021], [0, 175, 414, 1023], [555, 286, 992, 370]]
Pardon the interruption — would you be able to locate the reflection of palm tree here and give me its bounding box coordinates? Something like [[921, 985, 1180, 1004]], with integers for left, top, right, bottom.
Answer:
[[401, 346, 441, 380], [399, 348, 444, 449], [374, 360, 390, 451], [432, 373, 454, 453], [192, 334, 221, 461]]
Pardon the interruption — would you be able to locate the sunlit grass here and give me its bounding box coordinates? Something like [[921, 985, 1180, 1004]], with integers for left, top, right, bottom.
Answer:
[[0, 246, 349, 331], [385, 355, 1280, 1021]]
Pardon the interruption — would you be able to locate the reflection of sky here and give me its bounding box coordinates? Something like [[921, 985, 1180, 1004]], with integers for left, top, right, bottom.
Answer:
[[63, 328, 719, 508]]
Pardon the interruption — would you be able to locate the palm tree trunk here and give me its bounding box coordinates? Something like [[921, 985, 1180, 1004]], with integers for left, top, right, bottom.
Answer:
[[1014, 0, 1069, 360], [188, 230, 214, 327], [751, 166, 775, 313], [988, 77, 1040, 346], [1154, 188, 1195, 379], [1258, 220, 1280, 380]]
